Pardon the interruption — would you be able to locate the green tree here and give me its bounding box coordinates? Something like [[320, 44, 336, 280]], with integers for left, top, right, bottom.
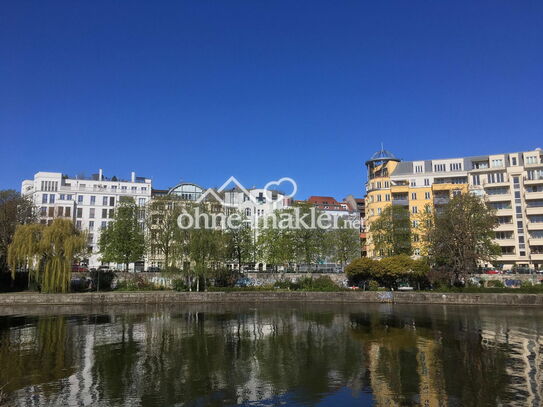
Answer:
[[345, 257, 382, 288], [99, 198, 145, 272], [7, 219, 86, 292], [146, 196, 184, 270], [327, 217, 361, 265], [370, 205, 412, 257], [424, 193, 500, 284], [0, 190, 36, 273], [257, 212, 296, 271], [225, 211, 254, 273]]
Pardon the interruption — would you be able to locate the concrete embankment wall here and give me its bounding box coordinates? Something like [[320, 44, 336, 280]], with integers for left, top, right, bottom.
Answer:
[[0, 291, 542, 306]]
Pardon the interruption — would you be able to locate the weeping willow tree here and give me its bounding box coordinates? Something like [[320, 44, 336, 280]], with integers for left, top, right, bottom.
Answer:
[[7, 219, 87, 293]]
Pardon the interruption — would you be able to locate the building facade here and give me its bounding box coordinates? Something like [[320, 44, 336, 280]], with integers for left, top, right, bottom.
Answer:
[[21, 169, 152, 269], [364, 148, 543, 270]]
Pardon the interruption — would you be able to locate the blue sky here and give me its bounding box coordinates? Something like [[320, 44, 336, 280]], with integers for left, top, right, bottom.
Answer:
[[1, 1, 542, 199]]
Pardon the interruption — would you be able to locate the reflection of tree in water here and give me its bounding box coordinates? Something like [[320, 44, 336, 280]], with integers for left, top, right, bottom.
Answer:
[[0, 316, 75, 396], [349, 311, 511, 407], [89, 309, 366, 406]]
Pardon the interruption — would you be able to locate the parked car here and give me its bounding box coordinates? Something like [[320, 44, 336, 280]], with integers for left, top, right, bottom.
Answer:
[[485, 269, 500, 275], [146, 266, 161, 272], [71, 264, 89, 272]]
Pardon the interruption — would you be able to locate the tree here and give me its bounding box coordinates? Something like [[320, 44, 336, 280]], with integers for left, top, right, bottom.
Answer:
[[327, 217, 361, 266], [370, 205, 412, 257], [257, 211, 296, 271], [225, 211, 254, 273], [345, 257, 382, 288], [424, 193, 500, 285], [146, 196, 184, 270], [0, 190, 36, 273], [290, 203, 327, 268], [99, 198, 145, 272], [7, 219, 86, 292]]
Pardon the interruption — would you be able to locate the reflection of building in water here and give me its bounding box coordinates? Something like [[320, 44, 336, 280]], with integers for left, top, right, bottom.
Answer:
[[481, 327, 543, 406], [354, 325, 447, 407]]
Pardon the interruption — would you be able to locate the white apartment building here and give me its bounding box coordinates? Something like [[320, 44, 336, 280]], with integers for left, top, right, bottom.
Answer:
[[21, 169, 152, 269]]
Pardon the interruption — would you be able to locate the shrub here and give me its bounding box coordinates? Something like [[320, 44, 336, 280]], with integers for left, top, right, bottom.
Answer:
[[486, 279, 505, 288], [298, 276, 341, 292], [115, 274, 158, 291], [172, 278, 187, 292], [90, 270, 116, 291], [368, 280, 380, 291]]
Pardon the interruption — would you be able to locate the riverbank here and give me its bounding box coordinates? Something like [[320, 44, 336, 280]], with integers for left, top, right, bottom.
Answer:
[[1, 291, 542, 306]]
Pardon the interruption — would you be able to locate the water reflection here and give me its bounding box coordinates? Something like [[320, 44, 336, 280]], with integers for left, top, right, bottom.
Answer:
[[0, 304, 541, 406]]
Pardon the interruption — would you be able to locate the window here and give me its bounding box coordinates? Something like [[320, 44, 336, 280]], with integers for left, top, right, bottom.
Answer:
[[450, 163, 462, 171], [138, 198, 146, 206], [491, 159, 503, 168], [102, 209, 108, 218], [472, 175, 480, 186], [487, 172, 505, 184], [109, 209, 114, 218], [424, 192, 431, 200], [424, 179, 430, 186], [412, 220, 419, 228], [411, 206, 418, 214], [410, 179, 416, 187], [49, 194, 55, 203], [415, 165, 423, 173], [40, 207, 47, 216], [511, 157, 517, 166], [89, 208, 95, 218], [142, 187, 147, 192], [76, 220, 82, 229], [109, 197, 115, 206], [411, 192, 417, 200], [245, 208, 251, 217], [434, 164, 446, 172], [112, 185, 117, 191], [377, 208, 382, 215], [385, 194, 390, 202], [89, 221, 94, 231], [414, 248, 421, 256], [78, 195, 83, 204], [131, 186, 137, 192], [526, 156, 538, 165], [65, 207, 71, 217], [90, 196, 96, 205], [42, 194, 48, 204], [76, 208, 83, 218], [103, 196, 108, 206], [101, 221, 107, 229], [377, 195, 382, 202], [413, 234, 419, 242], [48, 207, 54, 217], [60, 194, 65, 200]]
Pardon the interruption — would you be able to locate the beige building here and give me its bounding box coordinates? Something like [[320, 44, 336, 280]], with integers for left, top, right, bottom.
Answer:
[[364, 148, 543, 270]]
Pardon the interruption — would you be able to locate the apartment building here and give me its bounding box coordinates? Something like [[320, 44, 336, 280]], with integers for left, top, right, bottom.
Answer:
[[21, 169, 152, 269], [364, 147, 543, 270]]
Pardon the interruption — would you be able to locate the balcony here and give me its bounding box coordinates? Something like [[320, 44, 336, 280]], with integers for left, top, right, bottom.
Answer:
[[486, 193, 511, 201], [524, 178, 543, 185], [526, 207, 543, 215], [434, 197, 450, 205], [497, 254, 518, 261], [531, 253, 543, 261], [495, 223, 514, 231], [527, 222, 543, 231], [390, 185, 409, 193], [495, 208, 513, 216], [525, 191, 543, 200], [494, 238, 516, 246], [528, 237, 543, 246], [392, 199, 409, 206]]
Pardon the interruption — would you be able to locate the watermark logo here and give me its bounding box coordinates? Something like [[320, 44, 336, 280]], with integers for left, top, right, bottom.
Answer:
[[178, 176, 360, 231]]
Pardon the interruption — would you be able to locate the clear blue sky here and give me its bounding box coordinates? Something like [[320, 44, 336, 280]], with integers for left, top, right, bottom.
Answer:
[[1, 1, 542, 199]]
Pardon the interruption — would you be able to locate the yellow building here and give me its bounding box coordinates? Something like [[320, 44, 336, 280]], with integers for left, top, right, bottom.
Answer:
[[364, 148, 543, 270]]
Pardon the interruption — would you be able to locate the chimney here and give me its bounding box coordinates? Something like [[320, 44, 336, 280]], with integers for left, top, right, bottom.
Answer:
[[131, 171, 136, 182], [98, 168, 103, 181]]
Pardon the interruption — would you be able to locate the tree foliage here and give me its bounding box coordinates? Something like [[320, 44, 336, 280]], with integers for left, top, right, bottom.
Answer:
[[7, 219, 86, 292], [145, 196, 185, 270], [99, 198, 145, 271], [0, 190, 36, 272], [424, 193, 500, 284], [370, 205, 412, 257]]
